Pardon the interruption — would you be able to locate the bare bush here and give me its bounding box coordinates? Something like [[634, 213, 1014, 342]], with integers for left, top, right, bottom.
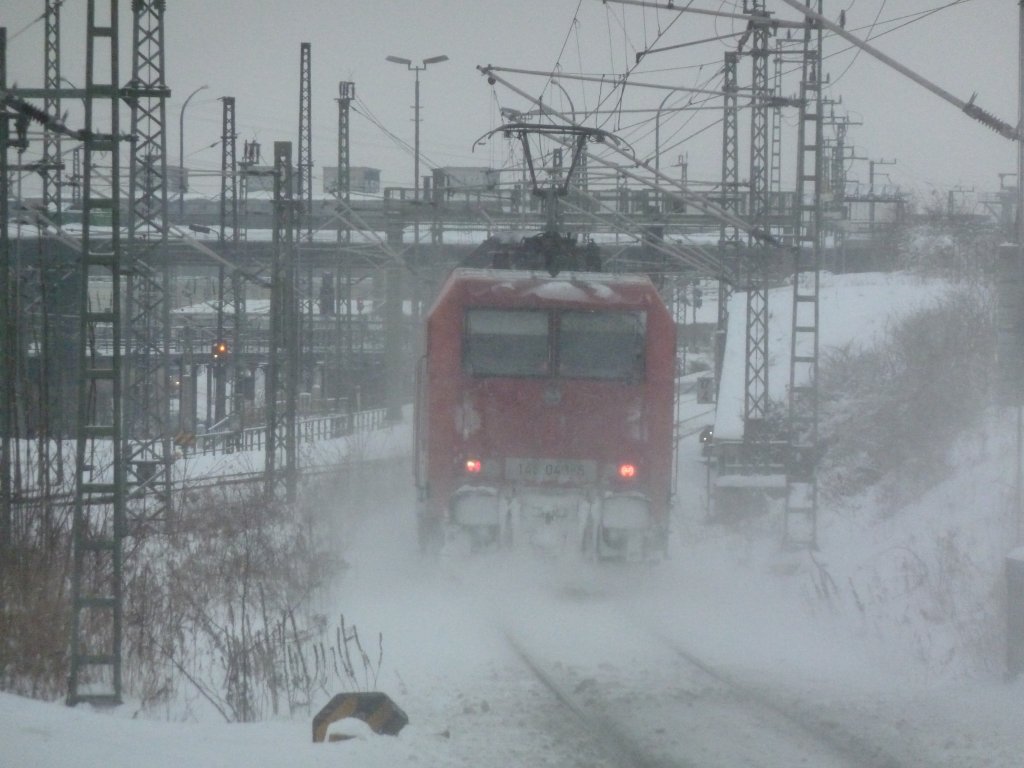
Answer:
[[896, 223, 999, 281], [122, 482, 356, 721], [818, 283, 993, 510], [811, 263, 1004, 671], [0, 555, 67, 696], [2, 467, 374, 721], [0, 497, 74, 700]]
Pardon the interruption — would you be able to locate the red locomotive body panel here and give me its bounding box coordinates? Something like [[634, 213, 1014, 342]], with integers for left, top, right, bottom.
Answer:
[[415, 268, 676, 558]]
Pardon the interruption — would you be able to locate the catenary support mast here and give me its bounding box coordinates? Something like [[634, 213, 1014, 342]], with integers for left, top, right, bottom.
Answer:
[[1, 28, 11, 554], [42, 0, 62, 224], [264, 142, 299, 502], [785, 0, 824, 548], [69, 0, 125, 705], [123, 0, 173, 531], [297, 43, 313, 399], [743, 1, 772, 452], [216, 96, 242, 423], [716, 51, 740, 389], [336, 82, 354, 382]]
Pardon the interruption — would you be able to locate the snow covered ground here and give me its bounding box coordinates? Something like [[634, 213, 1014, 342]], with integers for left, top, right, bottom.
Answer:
[[5, 271, 1024, 767], [715, 271, 953, 440]]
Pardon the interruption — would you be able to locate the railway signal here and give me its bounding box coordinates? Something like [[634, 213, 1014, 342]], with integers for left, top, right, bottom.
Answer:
[[211, 340, 230, 364]]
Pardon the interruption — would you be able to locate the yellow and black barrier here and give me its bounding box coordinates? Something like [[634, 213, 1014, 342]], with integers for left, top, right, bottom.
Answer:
[[312, 692, 409, 742]]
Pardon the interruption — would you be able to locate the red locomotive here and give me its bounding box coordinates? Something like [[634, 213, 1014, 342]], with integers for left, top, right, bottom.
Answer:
[[414, 266, 677, 560]]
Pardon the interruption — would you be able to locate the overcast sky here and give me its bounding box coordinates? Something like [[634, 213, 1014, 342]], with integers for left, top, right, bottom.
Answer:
[[4, 0, 1019, 207]]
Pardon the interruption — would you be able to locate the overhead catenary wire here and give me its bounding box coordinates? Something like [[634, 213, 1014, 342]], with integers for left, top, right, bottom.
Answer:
[[775, 0, 1018, 140], [553, 0, 694, 130], [559, 188, 736, 279], [479, 65, 777, 247], [534, 0, 994, 201], [486, 65, 745, 100], [599, 0, 805, 30]]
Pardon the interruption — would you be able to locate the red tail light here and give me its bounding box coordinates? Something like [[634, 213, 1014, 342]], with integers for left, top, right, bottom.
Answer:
[[465, 459, 482, 474], [618, 463, 637, 480]]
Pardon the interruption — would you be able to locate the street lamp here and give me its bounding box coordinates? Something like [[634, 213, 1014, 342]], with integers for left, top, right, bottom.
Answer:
[[178, 84, 209, 220], [385, 54, 448, 214], [384, 54, 447, 422]]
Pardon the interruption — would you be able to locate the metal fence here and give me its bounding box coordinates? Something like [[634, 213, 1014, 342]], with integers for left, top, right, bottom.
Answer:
[[190, 407, 389, 456]]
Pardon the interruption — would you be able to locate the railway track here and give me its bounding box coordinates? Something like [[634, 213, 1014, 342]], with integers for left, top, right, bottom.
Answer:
[[504, 630, 694, 768], [653, 634, 908, 768], [499, 603, 907, 768]]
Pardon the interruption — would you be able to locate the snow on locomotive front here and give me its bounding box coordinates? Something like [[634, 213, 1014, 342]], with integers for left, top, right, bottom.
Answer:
[[414, 268, 676, 560]]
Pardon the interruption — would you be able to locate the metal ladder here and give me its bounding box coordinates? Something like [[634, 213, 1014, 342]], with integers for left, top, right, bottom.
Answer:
[[785, 3, 823, 548]]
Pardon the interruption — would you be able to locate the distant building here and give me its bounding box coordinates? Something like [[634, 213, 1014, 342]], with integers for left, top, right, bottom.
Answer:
[[242, 165, 288, 195], [431, 166, 499, 198], [322, 166, 381, 195]]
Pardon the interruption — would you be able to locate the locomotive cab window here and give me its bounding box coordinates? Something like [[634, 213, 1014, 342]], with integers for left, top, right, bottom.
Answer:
[[557, 310, 646, 381], [464, 309, 550, 376]]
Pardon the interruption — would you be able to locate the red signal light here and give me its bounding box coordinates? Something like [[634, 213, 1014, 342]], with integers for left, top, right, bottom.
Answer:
[[465, 459, 482, 474], [618, 463, 637, 480]]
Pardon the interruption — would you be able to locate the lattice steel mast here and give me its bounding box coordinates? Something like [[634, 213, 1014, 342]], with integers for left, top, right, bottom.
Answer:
[[123, 0, 173, 527], [69, 0, 125, 705], [828, 111, 848, 266], [786, 0, 824, 547], [336, 82, 353, 242], [296, 42, 314, 398], [336, 82, 354, 379], [716, 50, 740, 388], [215, 96, 242, 423], [769, 38, 784, 217], [742, 0, 772, 447], [42, 0, 62, 223], [264, 142, 299, 502], [298, 43, 313, 243], [34, 0, 66, 531], [1, 28, 12, 553]]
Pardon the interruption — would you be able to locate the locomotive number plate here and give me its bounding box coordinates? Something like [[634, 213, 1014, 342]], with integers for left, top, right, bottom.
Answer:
[[507, 458, 597, 485]]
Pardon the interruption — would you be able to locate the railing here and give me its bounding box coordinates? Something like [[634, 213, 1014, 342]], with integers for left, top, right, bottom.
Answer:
[[711, 438, 789, 481], [75, 318, 387, 358], [190, 407, 389, 457], [5, 408, 395, 509]]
